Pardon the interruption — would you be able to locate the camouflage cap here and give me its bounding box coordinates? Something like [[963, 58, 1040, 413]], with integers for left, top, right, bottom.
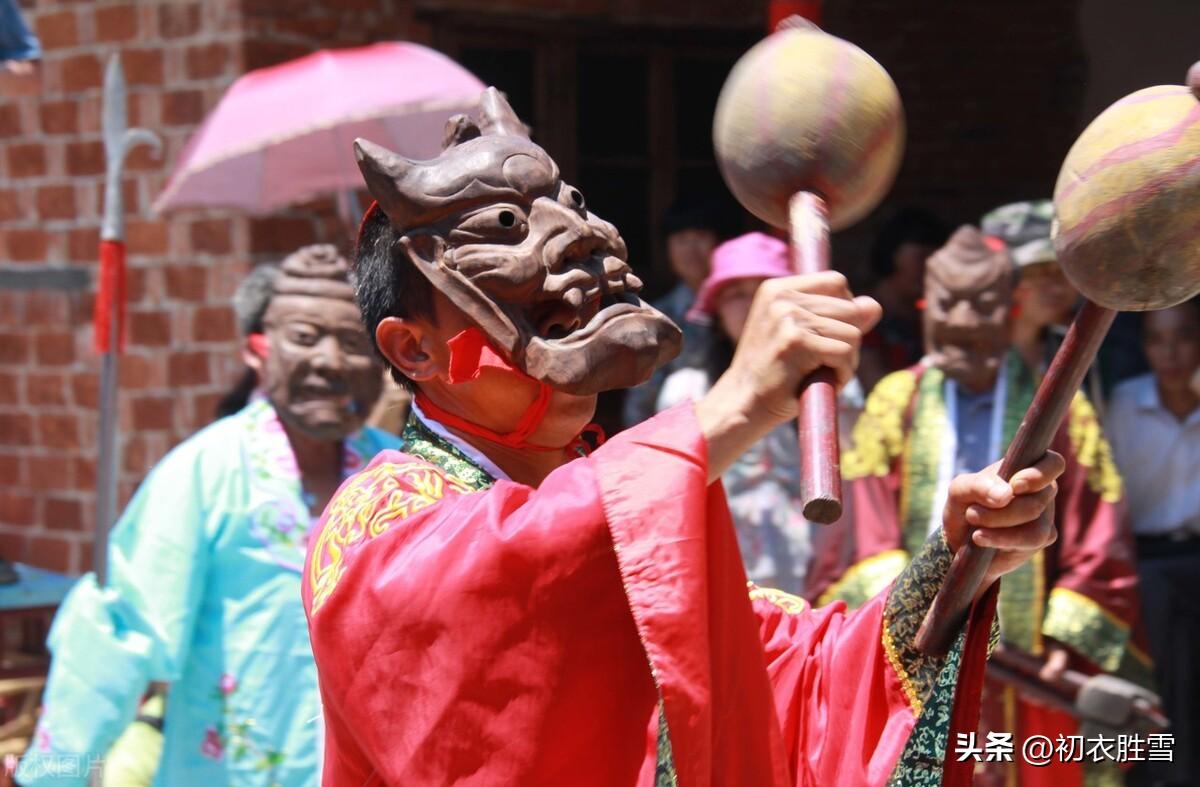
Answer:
[[1011, 237, 1057, 268], [980, 199, 1054, 249]]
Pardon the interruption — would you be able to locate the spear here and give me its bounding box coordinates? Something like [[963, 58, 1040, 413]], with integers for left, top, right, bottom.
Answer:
[[93, 55, 161, 584]]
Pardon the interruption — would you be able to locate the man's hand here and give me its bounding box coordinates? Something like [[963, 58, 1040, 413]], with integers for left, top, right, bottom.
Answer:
[[696, 272, 881, 481], [942, 451, 1065, 598]]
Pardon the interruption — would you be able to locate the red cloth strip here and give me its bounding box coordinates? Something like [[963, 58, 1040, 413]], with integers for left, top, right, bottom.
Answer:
[[93, 239, 127, 354]]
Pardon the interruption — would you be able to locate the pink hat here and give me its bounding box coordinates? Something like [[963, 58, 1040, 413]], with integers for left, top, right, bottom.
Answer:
[[688, 232, 791, 319]]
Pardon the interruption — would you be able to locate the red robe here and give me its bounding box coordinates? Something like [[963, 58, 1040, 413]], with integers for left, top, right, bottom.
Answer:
[[303, 404, 995, 786]]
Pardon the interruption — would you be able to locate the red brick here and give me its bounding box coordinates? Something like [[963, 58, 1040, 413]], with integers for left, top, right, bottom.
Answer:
[[0, 491, 35, 527], [35, 10, 78, 48], [93, 178, 140, 216], [35, 333, 75, 366], [117, 354, 162, 390], [168, 351, 210, 386], [244, 41, 310, 72], [66, 140, 105, 176], [0, 413, 34, 445], [38, 413, 79, 450], [7, 143, 46, 177], [123, 144, 160, 172], [68, 227, 100, 261], [124, 48, 164, 86], [24, 373, 67, 406], [192, 391, 223, 425], [0, 454, 22, 485], [61, 54, 103, 91], [0, 189, 24, 222], [72, 372, 99, 408], [193, 306, 236, 342], [249, 216, 317, 254], [126, 220, 168, 255], [189, 219, 233, 254], [40, 101, 78, 135], [121, 436, 145, 476], [44, 497, 83, 532], [0, 333, 28, 365], [185, 43, 230, 79], [3, 228, 48, 262], [162, 90, 204, 126], [129, 310, 172, 347], [27, 455, 72, 492], [26, 535, 73, 573], [24, 293, 69, 329], [0, 373, 18, 405], [73, 456, 96, 491], [159, 2, 201, 38], [36, 186, 76, 221], [131, 395, 174, 431], [165, 265, 207, 300], [96, 4, 138, 42], [0, 105, 20, 137]]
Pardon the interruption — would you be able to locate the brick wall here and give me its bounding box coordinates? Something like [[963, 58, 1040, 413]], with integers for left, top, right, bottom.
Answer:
[[0, 0, 1089, 575], [0, 0, 252, 573]]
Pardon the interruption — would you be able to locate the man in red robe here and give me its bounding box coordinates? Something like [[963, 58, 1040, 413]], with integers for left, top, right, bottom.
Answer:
[[302, 89, 1064, 787]]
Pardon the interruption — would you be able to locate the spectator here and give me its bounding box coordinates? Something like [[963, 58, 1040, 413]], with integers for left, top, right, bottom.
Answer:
[[1106, 299, 1200, 787], [859, 207, 950, 393], [621, 198, 721, 427], [18, 247, 400, 787], [655, 233, 815, 593]]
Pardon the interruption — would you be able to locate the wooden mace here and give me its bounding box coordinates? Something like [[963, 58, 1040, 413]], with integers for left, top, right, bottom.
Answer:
[[713, 22, 905, 523], [916, 65, 1200, 654]]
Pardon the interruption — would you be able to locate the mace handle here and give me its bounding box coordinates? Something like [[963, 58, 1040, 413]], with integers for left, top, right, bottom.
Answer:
[[789, 192, 843, 524]]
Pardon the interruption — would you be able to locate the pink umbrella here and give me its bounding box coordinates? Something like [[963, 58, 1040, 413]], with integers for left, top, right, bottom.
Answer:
[[153, 42, 485, 215]]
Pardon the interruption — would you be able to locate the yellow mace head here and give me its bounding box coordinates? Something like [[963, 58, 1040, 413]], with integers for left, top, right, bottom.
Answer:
[[713, 24, 905, 232], [1053, 67, 1200, 311]]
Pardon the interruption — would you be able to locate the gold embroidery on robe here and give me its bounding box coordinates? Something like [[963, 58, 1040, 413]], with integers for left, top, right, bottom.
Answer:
[[1067, 393, 1124, 503], [748, 581, 809, 615], [308, 461, 474, 614]]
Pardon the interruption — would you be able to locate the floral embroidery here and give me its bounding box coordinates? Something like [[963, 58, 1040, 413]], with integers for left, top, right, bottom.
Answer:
[[842, 367, 918, 480], [201, 673, 284, 783], [201, 727, 223, 760], [240, 397, 371, 573], [308, 461, 475, 613]]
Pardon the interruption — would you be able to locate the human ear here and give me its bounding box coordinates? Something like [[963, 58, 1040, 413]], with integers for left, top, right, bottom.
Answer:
[[376, 317, 440, 382]]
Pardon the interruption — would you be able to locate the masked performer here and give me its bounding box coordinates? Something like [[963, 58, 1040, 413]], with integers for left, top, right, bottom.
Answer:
[[303, 90, 1064, 787], [19, 247, 399, 787], [809, 227, 1145, 787]]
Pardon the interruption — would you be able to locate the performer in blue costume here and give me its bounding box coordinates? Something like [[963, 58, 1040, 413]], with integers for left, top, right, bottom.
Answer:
[[19, 245, 399, 787]]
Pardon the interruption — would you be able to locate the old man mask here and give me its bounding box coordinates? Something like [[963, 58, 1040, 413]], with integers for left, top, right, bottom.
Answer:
[[353, 88, 682, 396], [923, 225, 1015, 393]]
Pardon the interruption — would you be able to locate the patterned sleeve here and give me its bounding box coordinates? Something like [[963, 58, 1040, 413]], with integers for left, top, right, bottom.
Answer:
[[754, 530, 999, 787]]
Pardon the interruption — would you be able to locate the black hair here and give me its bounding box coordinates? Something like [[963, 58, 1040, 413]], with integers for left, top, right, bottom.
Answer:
[[214, 368, 259, 420], [354, 207, 436, 391], [1141, 296, 1200, 332], [662, 197, 726, 239], [869, 207, 950, 281]]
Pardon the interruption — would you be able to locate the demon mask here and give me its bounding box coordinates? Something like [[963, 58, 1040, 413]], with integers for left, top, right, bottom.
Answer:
[[354, 88, 681, 395]]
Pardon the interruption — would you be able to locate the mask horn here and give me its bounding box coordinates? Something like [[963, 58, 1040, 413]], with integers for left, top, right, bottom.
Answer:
[[353, 138, 425, 231], [478, 87, 530, 138]]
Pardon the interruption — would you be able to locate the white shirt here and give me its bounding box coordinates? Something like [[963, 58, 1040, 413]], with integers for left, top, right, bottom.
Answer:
[[1104, 373, 1200, 536]]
